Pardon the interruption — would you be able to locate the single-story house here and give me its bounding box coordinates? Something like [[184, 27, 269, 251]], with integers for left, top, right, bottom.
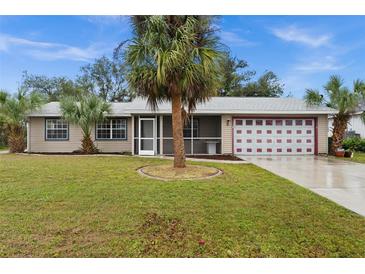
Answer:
[[328, 101, 365, 138], [27, 97, 337, 156]]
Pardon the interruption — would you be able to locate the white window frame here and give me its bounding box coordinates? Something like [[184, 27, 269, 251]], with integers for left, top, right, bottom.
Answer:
[[96, 118, 127, 140], [45, 118, 69, 141]]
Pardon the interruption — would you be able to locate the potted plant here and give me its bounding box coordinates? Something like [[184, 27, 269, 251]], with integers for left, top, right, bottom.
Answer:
[[335, 148, 345, 157], [344, 150, 353, 158]]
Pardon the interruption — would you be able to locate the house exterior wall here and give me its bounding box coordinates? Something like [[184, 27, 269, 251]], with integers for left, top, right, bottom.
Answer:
[[28, 117, 132, 153], [221, 115, 233, 154], [28, 114, 328, 155], [317, 114, 328, 154]]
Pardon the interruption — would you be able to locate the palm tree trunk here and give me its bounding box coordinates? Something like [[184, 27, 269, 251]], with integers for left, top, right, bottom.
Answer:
[[171, 90, 186, 168], [8, 124, 25, 153], [81, 133, 97, 154], [331, 114, 349, 155]]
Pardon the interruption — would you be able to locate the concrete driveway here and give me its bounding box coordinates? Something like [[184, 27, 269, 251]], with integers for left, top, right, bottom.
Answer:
[[240, 155, 365, 217]]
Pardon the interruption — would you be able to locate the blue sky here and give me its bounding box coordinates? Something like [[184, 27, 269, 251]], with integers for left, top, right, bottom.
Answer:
[[0, 16, 364, 98]]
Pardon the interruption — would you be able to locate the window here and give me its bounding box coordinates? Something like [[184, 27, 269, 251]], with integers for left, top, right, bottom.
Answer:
[[235, 119, 243, 126], [183, 119, 199, 138], [305, 120, 313, 126], [275, 120, 283, 126], [96, 119, 127, 140], [285, 120, 293, 126], [256, 120, 263, 126], [295, 120, 303, 126], [266, 120, 273, 126], [45, 119, 68, 140], [246, 120, 253, 126]]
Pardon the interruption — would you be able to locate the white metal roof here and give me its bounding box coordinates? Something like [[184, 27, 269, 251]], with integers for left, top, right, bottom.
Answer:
[[28, 97, 337, 117]]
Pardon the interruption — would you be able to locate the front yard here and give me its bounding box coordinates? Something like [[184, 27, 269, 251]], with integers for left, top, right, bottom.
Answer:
[[0, 154, 364, 257], [348, 152, 365, 164]]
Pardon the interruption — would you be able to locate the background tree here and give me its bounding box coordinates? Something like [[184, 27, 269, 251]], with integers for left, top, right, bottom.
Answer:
[[217, 53, 284, 97], [0, 89, 44, 152], [240, 71, 284, 97], [305, 75, 365, 154], [21, 71, 84, 101], [77, 56, 131, 102], [60, 94, 111, 154], [217, 52, 255, 96], [123, 15, 223, 168]]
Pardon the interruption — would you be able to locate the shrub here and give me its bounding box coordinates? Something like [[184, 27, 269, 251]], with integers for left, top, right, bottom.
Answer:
[[342, 137, 365, 152]]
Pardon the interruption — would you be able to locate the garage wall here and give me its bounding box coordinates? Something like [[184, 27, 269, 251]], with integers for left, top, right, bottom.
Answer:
[[28, 117, 132, 153], [317, 114, 328, 154], [221, 115, 233, 154]]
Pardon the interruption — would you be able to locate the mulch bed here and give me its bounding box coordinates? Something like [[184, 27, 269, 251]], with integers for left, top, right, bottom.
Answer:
[[187, 155, 243, 161]]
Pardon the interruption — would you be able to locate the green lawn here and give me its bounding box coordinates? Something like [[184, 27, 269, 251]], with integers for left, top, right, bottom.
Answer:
[[349, 152, 365, 164], [0, 154, 364, 258], [0, 146, 8, 151]]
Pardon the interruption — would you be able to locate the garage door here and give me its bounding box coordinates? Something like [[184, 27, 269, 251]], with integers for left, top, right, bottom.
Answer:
[[233, 118, 315, 155]]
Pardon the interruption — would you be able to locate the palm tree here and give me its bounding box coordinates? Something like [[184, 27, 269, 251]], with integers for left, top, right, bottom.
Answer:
[[123, 16, 223, 168], [305, 75, 365, 154], [60, 94, 111, 154], [0, 89, 44, 152]]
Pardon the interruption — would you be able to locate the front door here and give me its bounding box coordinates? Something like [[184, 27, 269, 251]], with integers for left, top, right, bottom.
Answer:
[[139, 118, 156, 155]]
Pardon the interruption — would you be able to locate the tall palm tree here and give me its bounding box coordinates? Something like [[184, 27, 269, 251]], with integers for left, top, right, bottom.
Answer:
[[60, 94, 111, 154], [305, 75, 365, 154], [123, 16, 223, 168], [0, 89, 44, 152]]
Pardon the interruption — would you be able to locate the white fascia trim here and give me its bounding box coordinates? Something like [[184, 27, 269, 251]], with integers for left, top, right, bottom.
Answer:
[[127, 110, 338, 115]]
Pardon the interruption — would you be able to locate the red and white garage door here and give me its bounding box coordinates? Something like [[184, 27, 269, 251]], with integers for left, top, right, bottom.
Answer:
[[233, 118, 315, 155]]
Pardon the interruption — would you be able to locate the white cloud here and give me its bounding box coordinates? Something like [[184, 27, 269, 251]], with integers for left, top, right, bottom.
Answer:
[[0, 33, 107, 62], [294, 56, 346, 72], [220, 31, 256, 47], [271, 25, 331, 48], [0, 33, 55, 51], [85, 15, 129, 26]]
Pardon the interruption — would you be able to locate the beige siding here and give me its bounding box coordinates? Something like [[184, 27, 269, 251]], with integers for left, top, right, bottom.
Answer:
[[317, 114, 328, 154], [221, 115, 233, 154], [28, 117, 132, 153]]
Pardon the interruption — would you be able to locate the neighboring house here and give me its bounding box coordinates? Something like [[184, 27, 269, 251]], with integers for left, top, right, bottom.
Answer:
[[328, 101, 365, 138], [27, 97, 336, 156]]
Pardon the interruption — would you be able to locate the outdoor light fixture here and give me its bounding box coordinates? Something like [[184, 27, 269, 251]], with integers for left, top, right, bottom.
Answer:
[[226, 119, 230, 126]]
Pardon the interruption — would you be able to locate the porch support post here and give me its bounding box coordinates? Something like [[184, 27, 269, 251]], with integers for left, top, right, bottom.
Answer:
[[191, 114, 194, 155], [159, 115, 163, 155], [131, 115, 135, 155]]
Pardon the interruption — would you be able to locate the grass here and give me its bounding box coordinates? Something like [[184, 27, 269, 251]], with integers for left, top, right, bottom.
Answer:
[[140, 164, 220, 180], [0, 145, 8, 151], [348, 152, 365, 164], [0, 154, 364, 258]]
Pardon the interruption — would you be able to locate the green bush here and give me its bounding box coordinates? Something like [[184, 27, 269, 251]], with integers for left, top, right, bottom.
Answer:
[[342, 137, 365, 152]]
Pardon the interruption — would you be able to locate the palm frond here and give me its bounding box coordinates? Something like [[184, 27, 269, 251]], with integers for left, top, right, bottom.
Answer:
[[60, 94, 111, 136], [304, 89, 324, 106]]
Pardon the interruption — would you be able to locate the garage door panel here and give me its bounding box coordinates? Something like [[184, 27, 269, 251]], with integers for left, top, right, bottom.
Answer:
[[234, 118, 315, 155]]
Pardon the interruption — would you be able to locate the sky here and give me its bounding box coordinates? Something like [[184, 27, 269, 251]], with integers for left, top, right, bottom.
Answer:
[[0, 15, 365, 98]]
